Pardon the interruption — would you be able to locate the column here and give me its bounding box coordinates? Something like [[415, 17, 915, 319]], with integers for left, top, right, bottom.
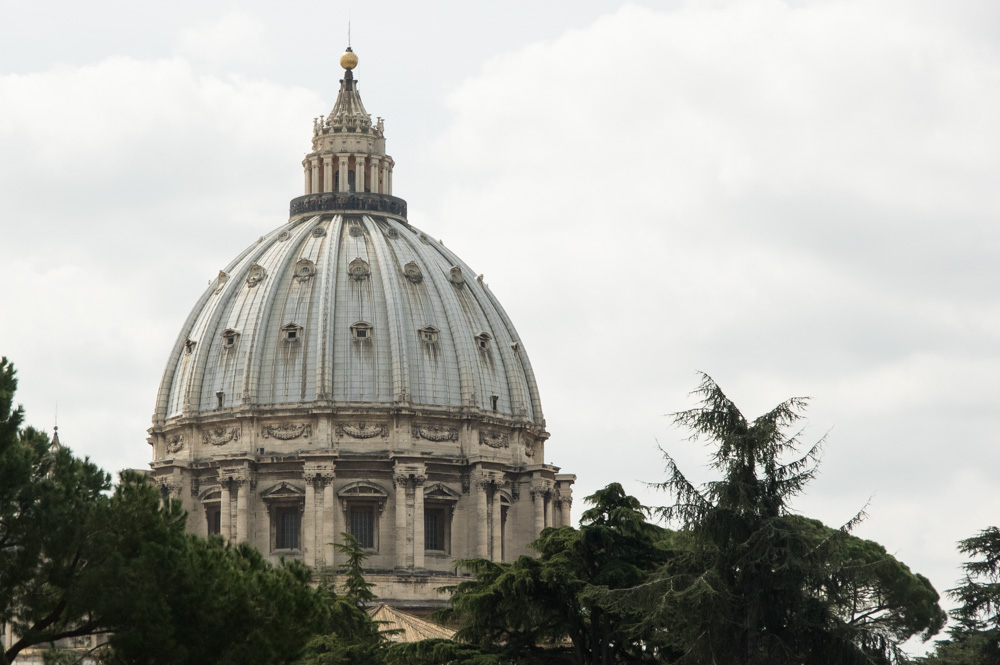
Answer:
[[543, 493, 551, 528], [413, 475, 426, 569], [532, 488, 545, 536], [394, 474, 408, 569], [338, 155, 349, 192], [476, 475, 489, 558], [310, 157, 320, 194], [355, 155, 365, 193], [562, 499, 573, 527], [370, 159, 380, 194], [303, 161, 311, 194], [323, 478, 335, 567], [220, 479, 232, 541], [304, 478, 316, 567], [490, 485, 502, 562], [381, 162, 390, 196], [322, 155, 334, 193], [386, 162, 393, 195], [235, 478, 249, 543]]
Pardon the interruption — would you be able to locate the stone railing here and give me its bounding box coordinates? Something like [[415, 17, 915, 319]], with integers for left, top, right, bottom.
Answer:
[[289, 192, 408, 218]]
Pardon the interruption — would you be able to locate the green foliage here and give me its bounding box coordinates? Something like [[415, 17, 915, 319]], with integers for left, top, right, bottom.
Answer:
[[393, 483, 673, 665], [336, 533, 377, 607], [296, 534, 386, 665], [916, 527, 1000, 665], [0, 357, 326, 665], [621, 373, 946, 665]]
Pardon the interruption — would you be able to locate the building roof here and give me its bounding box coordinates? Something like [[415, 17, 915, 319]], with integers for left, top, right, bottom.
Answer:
[[367, 603, 456, 643]]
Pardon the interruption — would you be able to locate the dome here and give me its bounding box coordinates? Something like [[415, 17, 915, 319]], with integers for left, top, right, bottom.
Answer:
[[153, 211, 544, 424], [147, 48, 573, 607]]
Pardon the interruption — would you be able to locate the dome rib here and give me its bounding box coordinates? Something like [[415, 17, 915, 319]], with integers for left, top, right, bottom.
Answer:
[[250, 217, 323, 406], [316, 214, 345, 401], [417, 238, 477, 409], [174, 229, 279, 417], [365, 216, 410, 402]]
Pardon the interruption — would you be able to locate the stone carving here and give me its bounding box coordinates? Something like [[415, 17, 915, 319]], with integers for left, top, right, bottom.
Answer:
[[277, 230, 290, 242], [312, 226, 327, 237], [412, 424, 459, 442], [213, 270, 229, 294], [261, 423, 312, 440], [403, 261, 423, 284], [246, 263, 267, 287], [479, 430, 509, 449], [386, 227, 399, 239], [448, 266, 465, 287], [419, 233, 430, 244], [336, 422, 388, 439], [293, 258, 316, 283], [202, 427, 239, 446], [348, 257, 371, 281], [166, 434, 184, 453], [349, 224, 364, 237], [523, 439, 535, 458]]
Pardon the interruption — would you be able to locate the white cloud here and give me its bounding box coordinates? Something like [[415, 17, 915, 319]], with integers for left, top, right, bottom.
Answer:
[[174, 11, 270, 68], [422, 1, 1000, 641], [0, 56, 324, 471]]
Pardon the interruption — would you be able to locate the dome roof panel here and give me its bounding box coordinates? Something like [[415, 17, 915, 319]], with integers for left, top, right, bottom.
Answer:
[[155, 213, 543, 425]]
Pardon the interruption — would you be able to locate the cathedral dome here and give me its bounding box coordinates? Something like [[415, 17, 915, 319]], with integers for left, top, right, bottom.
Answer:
[[153, 209, 544, 424], [148, 49, 572, 605]]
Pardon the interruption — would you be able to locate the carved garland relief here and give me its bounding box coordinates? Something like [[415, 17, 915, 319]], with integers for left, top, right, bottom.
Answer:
[[202, 427, 239, 446], [412, 425, 459, 442], [166, 434, 184, 453], [336, 422, 389, 439], [479, 430, 509, 449], [261, 423, 312, 440]]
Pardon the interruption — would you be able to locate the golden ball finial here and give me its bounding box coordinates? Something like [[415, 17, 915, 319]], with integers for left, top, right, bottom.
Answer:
[[340, 47, 358, 71]]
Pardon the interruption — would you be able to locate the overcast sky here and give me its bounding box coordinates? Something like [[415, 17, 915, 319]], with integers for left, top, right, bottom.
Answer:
[[2, 0, 999, 653]]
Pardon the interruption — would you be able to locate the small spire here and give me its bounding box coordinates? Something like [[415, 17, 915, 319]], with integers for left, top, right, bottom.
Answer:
[[327, 46, 368, 130]]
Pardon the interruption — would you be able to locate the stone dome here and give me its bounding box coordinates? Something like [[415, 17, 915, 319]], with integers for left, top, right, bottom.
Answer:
[[153, 211, 544, 425], [147, 48, 573, 606]]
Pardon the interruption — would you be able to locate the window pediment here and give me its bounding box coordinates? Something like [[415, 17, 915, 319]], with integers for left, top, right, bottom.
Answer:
[[261, 481, 305, 502]]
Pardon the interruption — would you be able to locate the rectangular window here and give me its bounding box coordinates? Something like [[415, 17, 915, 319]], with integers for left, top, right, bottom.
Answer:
[[349, 505, 376, 549], [206, 505, 221, 535], [425, 507, 447, 552], [275, 507, 301, 550]]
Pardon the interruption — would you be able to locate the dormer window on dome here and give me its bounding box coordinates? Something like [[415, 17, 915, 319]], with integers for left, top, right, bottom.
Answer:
[[419, 325, 440, 345], [351, 321, 372, 342], [221, 329, 240, 349], [282, 323, 303, 343], [475, 332, 491, 350], [348, 257, 371, 281], [184, 338, 196, 355]]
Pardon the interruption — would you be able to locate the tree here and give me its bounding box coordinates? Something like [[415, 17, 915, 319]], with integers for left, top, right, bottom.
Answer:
[[613, 373, 945, 665], [0, 357, 326, 665], [296, 534, 387, 665], [915, 527, 1000, 665], [388, 483, 674, 665]]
